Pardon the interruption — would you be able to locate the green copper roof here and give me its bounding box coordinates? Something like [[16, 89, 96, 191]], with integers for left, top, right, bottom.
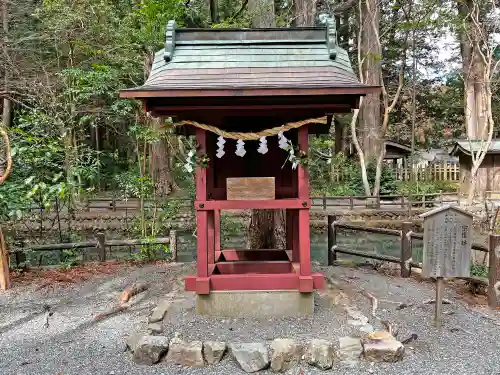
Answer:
[[121, 19, 375, 95]]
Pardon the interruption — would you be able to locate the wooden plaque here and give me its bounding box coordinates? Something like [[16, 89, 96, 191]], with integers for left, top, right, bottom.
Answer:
[[226, 177, 275, 200], [420, 206, 472, 278]]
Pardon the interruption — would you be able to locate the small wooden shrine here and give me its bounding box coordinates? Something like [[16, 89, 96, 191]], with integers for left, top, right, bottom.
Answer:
[[121, 20, 378, 315]]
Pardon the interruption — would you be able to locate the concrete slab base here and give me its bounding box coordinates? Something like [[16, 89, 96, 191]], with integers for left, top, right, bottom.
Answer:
[[196, 290, 314, 317]]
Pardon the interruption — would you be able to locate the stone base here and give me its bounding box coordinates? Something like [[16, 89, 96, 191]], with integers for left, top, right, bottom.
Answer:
[[196, 290, 314, 317]]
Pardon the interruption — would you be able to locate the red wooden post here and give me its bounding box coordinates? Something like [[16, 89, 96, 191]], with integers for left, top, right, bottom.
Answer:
[[214, 209, 221, 252], [195, 128, 209, 294], [298, 126, 313, 292]]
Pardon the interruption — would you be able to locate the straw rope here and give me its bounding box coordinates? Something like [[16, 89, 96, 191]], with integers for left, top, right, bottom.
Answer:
[[174, 117, 327, 140]]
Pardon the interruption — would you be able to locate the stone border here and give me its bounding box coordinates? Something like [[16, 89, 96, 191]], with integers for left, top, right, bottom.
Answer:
[[126, 332, 404, 372]]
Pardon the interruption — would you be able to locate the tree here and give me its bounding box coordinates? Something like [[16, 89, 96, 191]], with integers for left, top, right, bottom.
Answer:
[[357, 0, 382, 163], [457, 0, 489, 139], [1, 0, 12, 130], [246, 0, 285, 249], [455, 0, 497, 202]]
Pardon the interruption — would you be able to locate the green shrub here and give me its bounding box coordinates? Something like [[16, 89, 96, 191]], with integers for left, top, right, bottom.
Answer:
[[470, 263, 488, 278], [351, 162, 398, 196], [397, 181, 443, 196]]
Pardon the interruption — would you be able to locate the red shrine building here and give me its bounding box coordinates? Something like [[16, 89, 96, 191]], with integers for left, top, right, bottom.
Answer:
[[121, 20, 377, 316]]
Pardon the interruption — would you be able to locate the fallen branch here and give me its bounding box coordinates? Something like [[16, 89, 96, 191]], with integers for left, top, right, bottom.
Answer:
[[94, 305, 128, 321], [359, 288, 393, 335], [94, 282, 149, 320], [119, 282, 149, 303]]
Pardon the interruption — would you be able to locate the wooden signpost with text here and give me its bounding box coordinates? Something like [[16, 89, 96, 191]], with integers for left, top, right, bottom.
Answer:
[[420, 205, 472, 328]]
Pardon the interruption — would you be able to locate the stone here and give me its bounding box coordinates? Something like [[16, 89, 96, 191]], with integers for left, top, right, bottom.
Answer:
[[126, 330, 147, 353], [148, 322, 163, 335], [359, 324, 374, 334], [166, 337, 204, 368], [270, 338, 301, 372], [362, 333, 404, 362], [337, 337, 362, 361], [132, 335, 169, 365], [149, 300, 171, 323], [230, 342, 269, 373], [203, 341, 226, 365], [346, 307, 369, 326], [304, 339, 335, 370]]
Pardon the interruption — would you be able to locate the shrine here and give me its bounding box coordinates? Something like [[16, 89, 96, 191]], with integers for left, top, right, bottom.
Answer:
[[121, 20, 378, 316]]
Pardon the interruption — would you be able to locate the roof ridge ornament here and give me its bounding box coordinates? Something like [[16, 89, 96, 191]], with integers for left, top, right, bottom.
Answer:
[[326, 17, 337, 60], [164, 20, 176, 62]]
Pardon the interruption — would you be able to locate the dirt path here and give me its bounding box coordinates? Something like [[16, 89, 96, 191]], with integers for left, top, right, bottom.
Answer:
[[1, 263, 500, 375]]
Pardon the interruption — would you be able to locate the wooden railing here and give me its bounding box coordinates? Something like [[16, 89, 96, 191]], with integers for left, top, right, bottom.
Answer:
[[326, 214, 500, 308], [311, 191, 459, 212], [26, 192, 458, 215]]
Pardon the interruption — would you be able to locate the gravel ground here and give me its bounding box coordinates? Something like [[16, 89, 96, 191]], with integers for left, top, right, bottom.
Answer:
[[1, 262, 500, 375]]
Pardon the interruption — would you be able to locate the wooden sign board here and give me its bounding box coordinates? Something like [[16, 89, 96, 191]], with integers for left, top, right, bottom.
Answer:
[[420, 205, 472, 278], [227, 177, 275, 200]]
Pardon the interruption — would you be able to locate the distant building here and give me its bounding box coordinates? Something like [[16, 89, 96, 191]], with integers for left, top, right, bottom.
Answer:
[[450, 140, 500, 197]]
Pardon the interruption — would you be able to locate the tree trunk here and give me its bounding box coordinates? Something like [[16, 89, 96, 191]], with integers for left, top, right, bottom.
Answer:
[[248, 0, 275, 27], [458, 0, 488, 140], [149, 118, 176, 197], [358, 0, 381, 162], [143, 52, 176, 197], [2, 0, 12, 128], [295, 0, 316, 27], [247, 0, 284, 250], [247, 210, 286, 249], [209, 0, 219, 24]]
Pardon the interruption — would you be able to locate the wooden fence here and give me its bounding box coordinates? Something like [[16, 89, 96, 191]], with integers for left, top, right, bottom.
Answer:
[[330, 162, 460, 182], [390, 163, 460, 182], [0, 230, 177, 291], [326, 215, 500, 308]]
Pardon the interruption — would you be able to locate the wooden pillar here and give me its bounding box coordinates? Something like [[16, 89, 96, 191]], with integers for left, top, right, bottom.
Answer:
[[169, 229, 177, 262], [327, 215, 336, 265], [96, 232, 106, 262], [214, 209, 221, 252], [195, 128, 209, 294], [488, 234, 500, 308], [0, 228, 11, 290], [400, 222, 412, 277], [298, 126, 312, 292]]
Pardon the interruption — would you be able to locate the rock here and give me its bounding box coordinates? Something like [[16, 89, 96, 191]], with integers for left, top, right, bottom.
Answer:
[[337, 337, 362, 361], [359, 324, 374, 334], [362, 332, 404, 362], [126, 330, 147, 353], [203, 341, 226, 365], [270, 338, 301, 372], [166, 337, 204, 368], [230, 342, 269, 373], [132, 335, 169, 365], [304, 339, 335, 370], [148, 322, 163, 335], [149, 300, 171, 323]]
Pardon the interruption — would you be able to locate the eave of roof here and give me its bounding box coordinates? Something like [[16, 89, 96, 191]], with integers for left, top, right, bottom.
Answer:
[[450, 140, 500, 156]]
